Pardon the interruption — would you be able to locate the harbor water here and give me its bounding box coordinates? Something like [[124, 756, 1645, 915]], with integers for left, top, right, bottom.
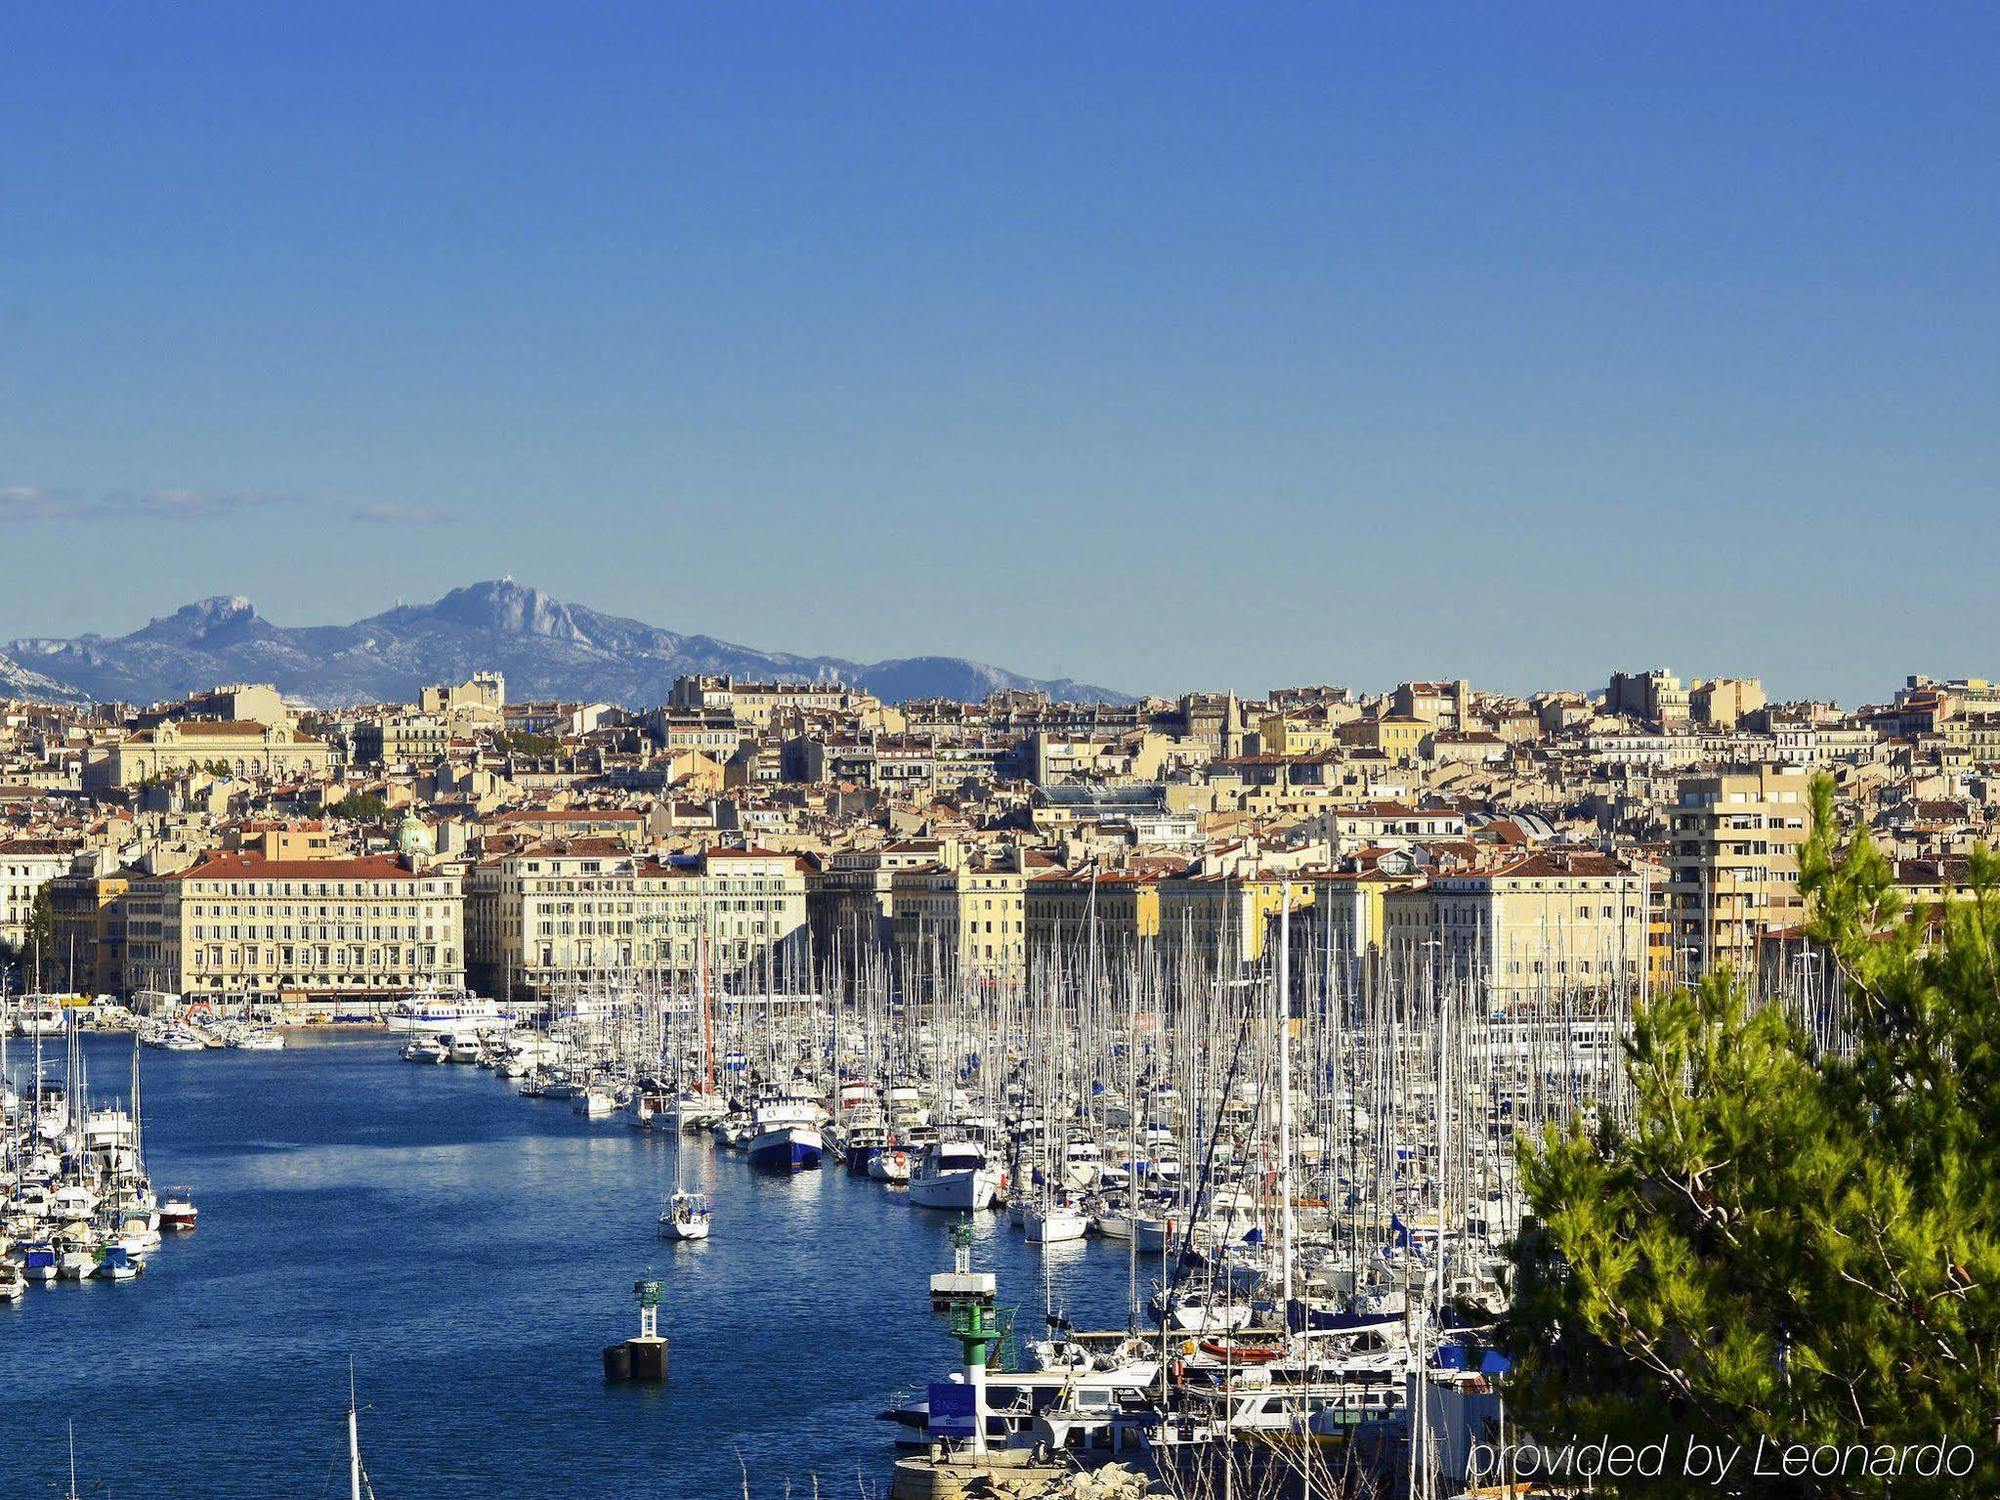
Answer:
[[2, 1032, 1135, 1498]]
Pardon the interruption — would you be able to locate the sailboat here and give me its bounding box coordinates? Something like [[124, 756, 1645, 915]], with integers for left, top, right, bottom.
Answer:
[[658, 1131, 713, 1241], [659, 1188, 712, 1241]]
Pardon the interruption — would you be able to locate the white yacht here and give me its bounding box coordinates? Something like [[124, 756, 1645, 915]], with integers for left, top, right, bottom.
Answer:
[[11, 997, 65, 1038], [907, 1139, 1001, 1211], [1024, 1195, 1090, 1244]]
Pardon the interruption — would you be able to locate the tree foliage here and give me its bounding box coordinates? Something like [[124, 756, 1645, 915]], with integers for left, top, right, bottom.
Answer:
[[327, 791, 394, 823], [494, 730, 561, 758], [1505, 773, 2000, 1496]]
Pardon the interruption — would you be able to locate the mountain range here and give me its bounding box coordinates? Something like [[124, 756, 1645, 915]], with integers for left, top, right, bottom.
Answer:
[[0, 580, 1132, 709]]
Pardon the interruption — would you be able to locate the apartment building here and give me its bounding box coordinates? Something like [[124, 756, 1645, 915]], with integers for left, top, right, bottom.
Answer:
[[806, 839, 950, 965], [350, 713, 451, 767], [0, 838, 71, 953], [124, 851, 464, 1001], [1668, 764, 1811, 973], [890, 853, 1028, 991], [48, 864, 132, 995], [1024, 866, 1162, 968], [1155, 870, 1308, 970], [667, 675, 876, 730], [465, 844, 807, 999], [1425, 851, 1650, 1002]]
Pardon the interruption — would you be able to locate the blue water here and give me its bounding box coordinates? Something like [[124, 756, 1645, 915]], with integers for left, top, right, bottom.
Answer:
[[3, 1034, 1136, 1499]]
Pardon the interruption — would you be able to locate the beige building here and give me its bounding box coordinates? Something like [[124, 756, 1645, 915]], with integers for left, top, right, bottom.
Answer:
[[48, 864, 133, 995], [891, 853, 1029, 992], [1607, 669, 1691, 726], [1668, 764, 1811, 974], [420, 671, 506, 718], [0, 838, 71, 954], [1338, 716, 1429, 761], [465, 843, 807, 999], [668, 675, 877, 730], [124, 851, 463, 1001], [1425, 851, 1650, 1002], [1690, 677, 1766, 728], [351, 713, 451, 767], [1024, 866, 1162, 969], [807, 839, 952, 965], [1254, 707, 1358, 757], [1391, 680, 1471, 731], [97, 720, 332, 788], [1155, 870, 1307, 971]]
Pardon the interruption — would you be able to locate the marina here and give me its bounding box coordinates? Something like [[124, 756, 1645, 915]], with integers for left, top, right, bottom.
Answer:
[[2, 1030, 1138, 1499]]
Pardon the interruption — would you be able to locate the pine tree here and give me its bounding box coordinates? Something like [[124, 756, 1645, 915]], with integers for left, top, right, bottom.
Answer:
[[1504, 773, 2000, 1496]]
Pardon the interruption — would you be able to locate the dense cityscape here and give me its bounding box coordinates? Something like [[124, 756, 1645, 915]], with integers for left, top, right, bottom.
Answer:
[[1, 660, 1990, 1005], [8, 4, 1995, 1497]]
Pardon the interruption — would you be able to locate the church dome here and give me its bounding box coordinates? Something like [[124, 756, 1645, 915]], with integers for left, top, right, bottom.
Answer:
[[395, 810, 436, 855]]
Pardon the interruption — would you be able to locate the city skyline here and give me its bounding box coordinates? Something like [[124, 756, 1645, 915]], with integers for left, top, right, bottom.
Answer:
[[6, 4, 1998, 702], [0, 573, 1981, 711]]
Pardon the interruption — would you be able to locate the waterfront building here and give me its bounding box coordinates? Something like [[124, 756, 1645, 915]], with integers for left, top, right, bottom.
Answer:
[[890, 850, 1029, 991], [47, 862, 132, 994], [1423, 850, 1650, 1003], [1025, 865, 1162, 969], [123, 851, 464, 1001], [465, 843, 807, 999]]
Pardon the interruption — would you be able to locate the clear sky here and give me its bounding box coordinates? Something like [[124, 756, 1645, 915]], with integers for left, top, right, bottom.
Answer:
[[3, 3, 1995, 703]]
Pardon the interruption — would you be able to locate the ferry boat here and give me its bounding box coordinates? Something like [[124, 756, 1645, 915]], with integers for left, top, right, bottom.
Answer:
[[746, 1093, 822, 1172], [907, 1139, 1001, 1211], [387, 990, 507, 1035]]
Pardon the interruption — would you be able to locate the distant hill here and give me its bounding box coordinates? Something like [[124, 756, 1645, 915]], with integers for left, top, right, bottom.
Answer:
[[2, 580, 1133, 709]]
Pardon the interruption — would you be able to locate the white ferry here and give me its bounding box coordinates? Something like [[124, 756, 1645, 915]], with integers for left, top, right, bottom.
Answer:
[[388, 989, 508, 1035]]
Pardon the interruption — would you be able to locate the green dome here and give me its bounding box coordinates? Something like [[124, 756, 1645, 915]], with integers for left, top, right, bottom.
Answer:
[[395, 811, 436, 855]]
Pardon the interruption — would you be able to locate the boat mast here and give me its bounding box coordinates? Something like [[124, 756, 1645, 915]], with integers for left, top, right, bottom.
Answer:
[[1277, 882, 1294, 1322], [348, 1360, 364, 1500]]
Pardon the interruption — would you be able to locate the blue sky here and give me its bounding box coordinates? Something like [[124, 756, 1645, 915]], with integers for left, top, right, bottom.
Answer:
[[3, 3, 1995, 702]]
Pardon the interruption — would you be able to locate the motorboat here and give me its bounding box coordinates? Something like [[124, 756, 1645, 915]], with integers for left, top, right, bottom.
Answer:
[[159, 1188, 198, 1233], [907, 1139, 1001, 1212], [747, 1093, 823, 1172], [868, 1145, 912, 1184], [17, 1241, 57, 1283], [11, 997, 65, 1038]]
